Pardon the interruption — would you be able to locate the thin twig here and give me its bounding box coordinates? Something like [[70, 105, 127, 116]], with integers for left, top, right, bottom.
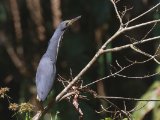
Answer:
[[95, 95, 160, 102], [82, 62, 136, 88], [141, 22, 157, 40], [116, 72, 160, 79], [130, 45, 160, 64], [110, 0, 123, 26], [103, 36, 160, 53], [126, 2, 160, 25], [125, 19, 160, 31]]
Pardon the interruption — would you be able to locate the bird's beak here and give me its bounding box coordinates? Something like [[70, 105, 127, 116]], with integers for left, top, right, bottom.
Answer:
[[68, 16, 81, 26]]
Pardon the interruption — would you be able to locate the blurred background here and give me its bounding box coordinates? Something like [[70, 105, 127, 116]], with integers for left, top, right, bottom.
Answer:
[[0, 0, 160, 119]]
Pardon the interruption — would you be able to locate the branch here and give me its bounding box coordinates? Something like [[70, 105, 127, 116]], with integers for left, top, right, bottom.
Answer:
[[126, 2, 160, 25], [55, 48, 103, 102], [110, 0, 123, 25], [82, 61, 159, 88], [116, 72, 159, 79], [103, 36, 160, 53], [125, 19, 160, 31], [130, 45, 160, 64], [82, 62, 136, 88], [101, 19, 160, 51], [32, 1, 160, 120], [94, 95, 160, 119]]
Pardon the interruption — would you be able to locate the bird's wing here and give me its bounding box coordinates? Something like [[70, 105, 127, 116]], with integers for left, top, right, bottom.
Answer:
[[36, 57, 56, 101]]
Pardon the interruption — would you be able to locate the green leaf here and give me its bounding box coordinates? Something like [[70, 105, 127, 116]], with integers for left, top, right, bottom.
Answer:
[[54, 111, 60, 120], [132, 81, 160, 120], [123, 118, 129, 120], [104, 117, 112, 120], [25, 112, 30, 120]]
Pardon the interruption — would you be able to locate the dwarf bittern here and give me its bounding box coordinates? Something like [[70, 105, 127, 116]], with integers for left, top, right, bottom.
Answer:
[[36, 16, 81, 101]]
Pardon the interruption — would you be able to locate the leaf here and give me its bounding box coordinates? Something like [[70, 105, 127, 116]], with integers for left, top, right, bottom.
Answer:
[[132, 81, 160, 120], [105, 117, 112, 120], [54, 111, 60, 120]]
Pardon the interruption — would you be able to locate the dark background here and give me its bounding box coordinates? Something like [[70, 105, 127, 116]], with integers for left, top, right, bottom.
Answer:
[[0, 0, 160, 119]]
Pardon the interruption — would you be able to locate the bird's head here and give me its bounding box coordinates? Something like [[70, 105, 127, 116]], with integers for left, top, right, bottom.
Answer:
[[59, 16, 81, 31]]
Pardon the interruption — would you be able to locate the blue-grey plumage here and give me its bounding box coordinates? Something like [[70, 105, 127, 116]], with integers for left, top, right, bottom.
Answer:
[[36, 16, 81, 101]]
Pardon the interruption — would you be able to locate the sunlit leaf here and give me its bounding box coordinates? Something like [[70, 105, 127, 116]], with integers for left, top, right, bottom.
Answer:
[[132, 81, 160, 120]]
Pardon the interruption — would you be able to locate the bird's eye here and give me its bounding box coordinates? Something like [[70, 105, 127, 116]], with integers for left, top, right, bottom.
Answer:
[[61, 22, 69, 31], [65, 22, 69, 26]]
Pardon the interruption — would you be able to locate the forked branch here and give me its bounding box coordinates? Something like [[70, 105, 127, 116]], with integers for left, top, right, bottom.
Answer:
[[32, 1, 160, 119]]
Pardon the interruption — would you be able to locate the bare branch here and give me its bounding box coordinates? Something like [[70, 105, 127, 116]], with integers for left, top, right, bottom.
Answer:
[[32, 2, 160, 120], [101, 19, 160, 52], [130, 45, 160, 64], [119, 6, 133, 19], [116, 60, 122, 69], [59, 91, 76, 101], [110, 0, 123, 25], [125, 19, 160, 31], [126, 2, 160, 25], [141, 22, 157, 40], [82, 62, 136, 88], [95, 95, 132, 119], [72, 94, 83, 118], [125, 55, 159, 64], [103, 36, 160, 53], [95, 93, 160, 101], [155, 43, 160, 55], [82, 61, 159, 89], [55, 48, 103, 102], [116, 72, 159, 79]]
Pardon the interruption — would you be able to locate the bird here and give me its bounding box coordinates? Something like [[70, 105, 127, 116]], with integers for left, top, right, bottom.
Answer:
[[35, 16, 81, 101]]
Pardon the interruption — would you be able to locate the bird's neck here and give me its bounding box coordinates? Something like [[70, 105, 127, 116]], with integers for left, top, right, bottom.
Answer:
[[45, 28, 64, 61]]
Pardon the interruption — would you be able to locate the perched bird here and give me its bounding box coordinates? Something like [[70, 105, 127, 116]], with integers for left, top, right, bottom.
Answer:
[[36, 16, 81, 101]]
